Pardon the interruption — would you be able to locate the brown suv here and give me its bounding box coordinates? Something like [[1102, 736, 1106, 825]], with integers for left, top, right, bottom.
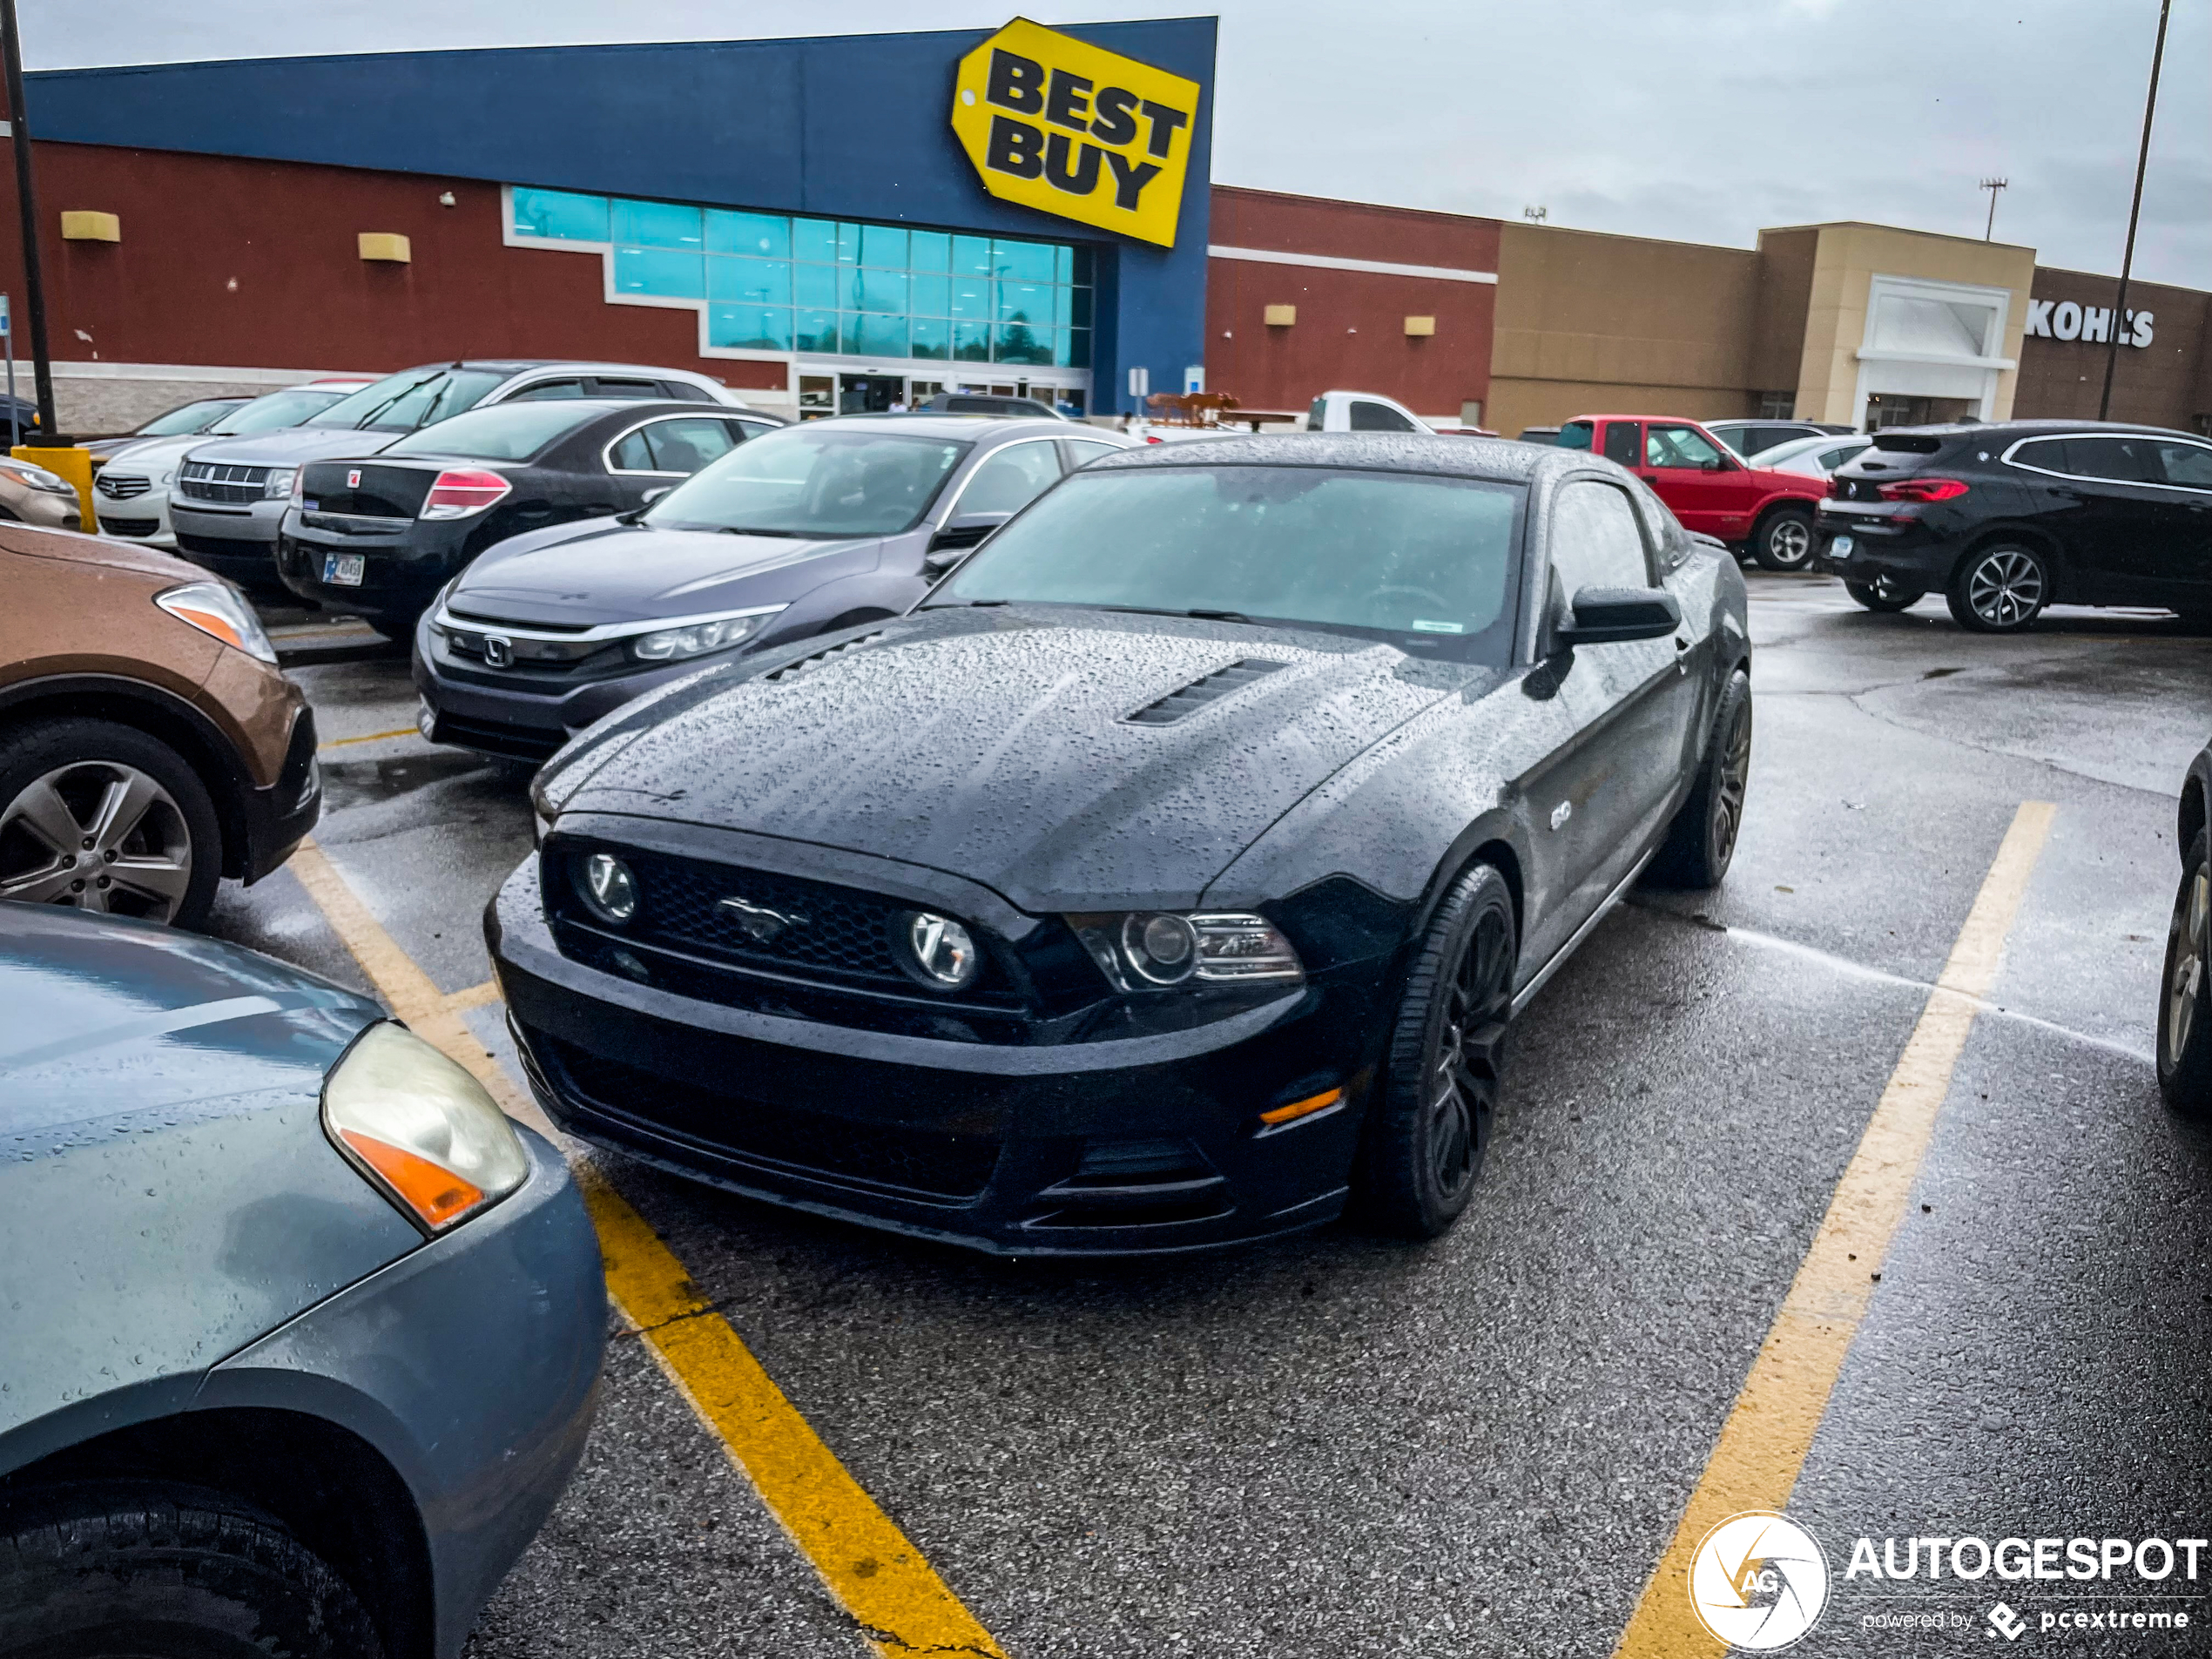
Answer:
[[0, 525, 318, 927]]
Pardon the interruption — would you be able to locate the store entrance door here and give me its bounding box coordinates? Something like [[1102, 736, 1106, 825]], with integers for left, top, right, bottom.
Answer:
[[839, 374, 906, 415]]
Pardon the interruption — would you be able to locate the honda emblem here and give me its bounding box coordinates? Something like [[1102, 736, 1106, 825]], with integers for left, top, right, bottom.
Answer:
[[482, 635, 513, 668]]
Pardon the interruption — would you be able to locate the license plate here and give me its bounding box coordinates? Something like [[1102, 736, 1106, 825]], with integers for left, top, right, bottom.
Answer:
[[1829, 535, 1854, 558], [323, 552, 365, 587]]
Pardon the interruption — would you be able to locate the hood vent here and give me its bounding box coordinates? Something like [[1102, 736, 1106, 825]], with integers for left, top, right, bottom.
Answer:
[[762, 631, 890, 685], [1121, 658, 1288, 726]]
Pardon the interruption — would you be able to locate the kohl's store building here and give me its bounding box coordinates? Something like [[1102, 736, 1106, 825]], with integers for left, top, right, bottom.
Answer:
[[14, 18, 1218, 428]]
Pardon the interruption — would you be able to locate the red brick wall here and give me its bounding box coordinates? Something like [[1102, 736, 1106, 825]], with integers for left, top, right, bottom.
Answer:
[[0, 140, 788, 391], [1206, 185, 1500, 420]]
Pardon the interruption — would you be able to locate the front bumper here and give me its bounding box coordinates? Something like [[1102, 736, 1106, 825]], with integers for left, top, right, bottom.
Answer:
[[172, 496, 287, 589], [236, 705, 322, 883], [487, 854, 1373, 1256], [198, 1129, 606, 1659], [277, 516, 466, 626]]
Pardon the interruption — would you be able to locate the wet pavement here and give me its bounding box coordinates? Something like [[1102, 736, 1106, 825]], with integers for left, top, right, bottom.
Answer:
[[215, 577, 2212, 1656]]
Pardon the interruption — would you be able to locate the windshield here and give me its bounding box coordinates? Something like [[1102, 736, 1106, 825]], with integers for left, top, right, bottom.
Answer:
[[307, 366, 509, 433], [380, 401, 597, 462], [644, 425, 968, 537], [136, 398, 239, 436], [207, 388, 352, 437], [934, 465, 1525, 660]]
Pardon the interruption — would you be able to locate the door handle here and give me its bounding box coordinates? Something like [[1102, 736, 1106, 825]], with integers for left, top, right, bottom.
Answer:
[[1640, 474, 1659, 484]]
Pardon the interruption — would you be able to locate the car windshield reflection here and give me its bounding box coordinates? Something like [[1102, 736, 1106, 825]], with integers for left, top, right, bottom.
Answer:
[[644, 426, 969, 539]]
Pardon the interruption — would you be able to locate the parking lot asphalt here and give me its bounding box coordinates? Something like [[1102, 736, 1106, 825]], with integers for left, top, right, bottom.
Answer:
[[214, 577, 2212, 1656]]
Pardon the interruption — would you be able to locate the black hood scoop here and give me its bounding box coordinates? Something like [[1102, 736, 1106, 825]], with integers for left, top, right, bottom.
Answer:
[[762, 631, 891, 685], [1121, 658, 1289, 725]]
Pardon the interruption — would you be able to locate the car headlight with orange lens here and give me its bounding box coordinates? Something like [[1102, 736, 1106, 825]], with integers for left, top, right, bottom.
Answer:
[[322, 1022, 530, 1233], [155, 581, 279, 664]]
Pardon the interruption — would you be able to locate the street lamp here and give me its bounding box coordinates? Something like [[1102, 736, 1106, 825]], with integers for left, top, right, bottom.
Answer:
[[2101, 0, 2172, 422], [0, 0, 57, 443], [1978, 178, 2007, 242]]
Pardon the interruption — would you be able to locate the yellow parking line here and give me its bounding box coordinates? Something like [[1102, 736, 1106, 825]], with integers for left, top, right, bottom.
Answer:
[[284, 839, 1005, 1658], [317, 727, 420, 752], [1613, 800, 2056, 1657]]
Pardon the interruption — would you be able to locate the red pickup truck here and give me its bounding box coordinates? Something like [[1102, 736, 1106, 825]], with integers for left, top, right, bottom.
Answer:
[[1558, 415, 1829, 570]]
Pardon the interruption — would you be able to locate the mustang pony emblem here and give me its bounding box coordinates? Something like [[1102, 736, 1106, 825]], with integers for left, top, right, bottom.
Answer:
[[718, 895, 806, 942]]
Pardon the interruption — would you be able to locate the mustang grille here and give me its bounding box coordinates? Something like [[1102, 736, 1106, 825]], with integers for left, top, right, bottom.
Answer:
[[178, 460, 271, 503], [1121, 658, 1289, 725]]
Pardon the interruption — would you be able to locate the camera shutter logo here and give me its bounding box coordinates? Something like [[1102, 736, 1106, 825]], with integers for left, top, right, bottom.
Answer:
[[1688, 1512, 1830, 1651]]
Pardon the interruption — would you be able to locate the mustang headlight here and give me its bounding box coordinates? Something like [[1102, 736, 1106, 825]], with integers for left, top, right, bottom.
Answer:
[[1070, 911, 1304, 992], [322, 1022, 529, 1233]]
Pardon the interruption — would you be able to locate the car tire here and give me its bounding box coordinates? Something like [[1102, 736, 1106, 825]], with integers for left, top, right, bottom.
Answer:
[[1358, 861, 1516, 1240], [0, 1481, 386, 1659], [1946, 543, 2050, 632], [1844, 577, 1925, 613], [0, 717, 224, 929], [1752, 505, 1816, 572], [1646, 668, 1752, 891], [2158, 828, 2212, 1117]]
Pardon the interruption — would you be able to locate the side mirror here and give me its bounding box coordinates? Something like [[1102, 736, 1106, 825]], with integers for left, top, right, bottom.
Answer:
[[640, 485, 674, 505], [1703, 456, 1733, 472], [1556, 586, 1680, 645], [927, 510, 1010, 554]]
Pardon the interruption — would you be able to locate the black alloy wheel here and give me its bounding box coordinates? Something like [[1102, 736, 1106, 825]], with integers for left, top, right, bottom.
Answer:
[[1946, 543, 2049, 633], [1649, 668, 1752, 890], [1844, 575, 1925, 613], [2159, 828, 2212, 1116], [1361, 861, 1516, 1239], [1753, 506, 1817, 572]]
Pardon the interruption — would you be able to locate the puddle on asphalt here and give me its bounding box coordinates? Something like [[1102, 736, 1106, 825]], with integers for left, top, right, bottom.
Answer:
[[320, 749, 514, 810]]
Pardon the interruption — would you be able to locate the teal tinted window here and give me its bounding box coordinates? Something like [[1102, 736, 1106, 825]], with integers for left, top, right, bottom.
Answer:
[[793, 262, 844, 310], [952, 235, 994, 276], [711, 306, 793, 351], [909, 231, 951, 272], [995, 322, 1052, 366], [513, 188, 609, 241], [950, 277, 990, 320], [855, 269, 909, 314], [860, 224, 909, 269], [954, 321, 992, 362], [994, 240, 1057, 283], [998, 282, 1051, 324], [711, 257, 792, 307], [911, 273, 951, 318], [707, 210, 790, 259], [614, 199, 704, 249], [792, 219, 851, 264], [850, 314, 910, 357], [796, 311, 841, 354], [911, 318, 951, 361], [615, 246, 705, 298]]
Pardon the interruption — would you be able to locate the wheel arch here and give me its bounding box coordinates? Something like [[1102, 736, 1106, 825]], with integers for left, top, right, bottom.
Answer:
[[1952, 522, 2068, 602], [0, 675, 249, 878], [0, 1405, 435, 1659], [2182, 766, 2209, 861]]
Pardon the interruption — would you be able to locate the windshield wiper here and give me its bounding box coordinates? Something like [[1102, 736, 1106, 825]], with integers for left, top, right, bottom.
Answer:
[[1091, 604, 1256, 624], [712, 525, 806, 537]]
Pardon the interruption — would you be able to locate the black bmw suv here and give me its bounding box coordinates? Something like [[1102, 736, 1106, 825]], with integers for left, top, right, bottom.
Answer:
[[1812, 420, 2212, 631]]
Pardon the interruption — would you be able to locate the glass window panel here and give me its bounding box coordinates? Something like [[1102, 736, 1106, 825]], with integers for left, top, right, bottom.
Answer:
[[953, 320, 993, 362], [909, 230, 951, 273], [610, 429, 657, 470], [794, 262, 845, 310], [1069, 246, 1095, 287], [511, 187, 609, 241], [994, 240, 1057, 283], [1055, 246, 1073, 285], [995, 320, 1053, 366], [1051, 287, 1072, 329], [854, 268, 910, 315], [795, 311, 841, 354], [997, 282, 1051, 324], [910, 317, 952, 361], [952, 234, 994, 277], [911, 273, 951, 318], [614, 246, 705, 299], [834, 223, 861, 263], [611, 199, 704, 249], [1069, 287, 1093, 330], [709, 256, 792, 307], [950, 277, 990, 320], [710, 305, 792, 351], [792, 219, 850, 265], [1066, 328, 1091, 369], [860, 224, 909, 269], [850, 314, 911, 358], [706, 210, 790, 259]]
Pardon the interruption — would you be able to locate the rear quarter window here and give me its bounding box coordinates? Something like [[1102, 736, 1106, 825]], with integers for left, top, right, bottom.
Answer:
[[1556, 421, 1595, 451]]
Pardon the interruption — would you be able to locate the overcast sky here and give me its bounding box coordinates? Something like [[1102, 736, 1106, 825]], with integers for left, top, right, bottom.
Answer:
[[30, 0, 2209, 288]]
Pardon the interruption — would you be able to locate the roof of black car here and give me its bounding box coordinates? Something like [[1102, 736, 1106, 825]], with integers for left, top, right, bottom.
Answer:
[[1088, 432, 1568, 482], [808, 413, 1081, 439], [1884, 418, 2188, 440]]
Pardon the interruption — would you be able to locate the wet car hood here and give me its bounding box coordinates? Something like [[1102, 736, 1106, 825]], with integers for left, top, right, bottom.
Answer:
[[448, 520, 882, 630], [88, 434, 202, 479], [556, 604, 1487, 912], [184, 427, 401, 467]]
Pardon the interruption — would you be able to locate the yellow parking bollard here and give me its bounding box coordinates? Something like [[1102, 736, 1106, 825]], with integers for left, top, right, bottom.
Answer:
[[12, 443, 93, 531]]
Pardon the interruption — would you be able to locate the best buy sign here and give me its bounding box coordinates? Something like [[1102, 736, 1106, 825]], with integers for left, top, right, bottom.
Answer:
[[951, 18, 1199, 248]]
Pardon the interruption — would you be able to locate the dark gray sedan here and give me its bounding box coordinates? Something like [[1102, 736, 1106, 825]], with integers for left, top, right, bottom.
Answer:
[[411, 413, 1131, 761], [0, 903, 604, 1656]]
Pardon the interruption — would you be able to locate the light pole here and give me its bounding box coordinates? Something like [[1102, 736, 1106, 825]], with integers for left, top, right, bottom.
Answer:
[[0, 0, 57, 442], [2101, 0, 2172, 422], [1978, 178, 2007, 242]]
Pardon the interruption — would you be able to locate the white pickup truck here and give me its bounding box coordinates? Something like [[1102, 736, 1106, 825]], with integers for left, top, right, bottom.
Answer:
[[1123, 388, 1472, 443]]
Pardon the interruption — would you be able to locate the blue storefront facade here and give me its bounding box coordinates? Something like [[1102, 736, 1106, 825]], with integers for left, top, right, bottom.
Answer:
[[22, 18, 1217, 419]]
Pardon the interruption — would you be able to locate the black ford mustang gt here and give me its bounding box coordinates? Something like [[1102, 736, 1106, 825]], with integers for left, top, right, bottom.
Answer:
[[489, 435, 1753, 1254]]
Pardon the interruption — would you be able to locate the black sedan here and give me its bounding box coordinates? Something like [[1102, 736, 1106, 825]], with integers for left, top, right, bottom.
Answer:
[[276, 399, 783, 633], [489, 435, 1752, 1255], [1813, 420, 2212, 631]]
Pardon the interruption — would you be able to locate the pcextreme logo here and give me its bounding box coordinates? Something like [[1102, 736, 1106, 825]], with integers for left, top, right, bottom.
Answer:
[[1689, 1511, 1831, 1651], [950, 17, 1199, 248]]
